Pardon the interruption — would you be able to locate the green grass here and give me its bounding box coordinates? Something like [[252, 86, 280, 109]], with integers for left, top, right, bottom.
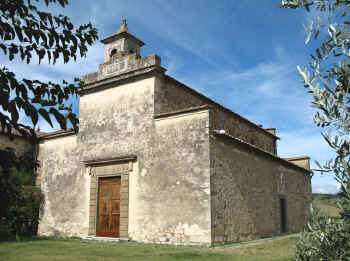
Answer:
[[312, 193, 340, 218], [0, 235, 299, 261]]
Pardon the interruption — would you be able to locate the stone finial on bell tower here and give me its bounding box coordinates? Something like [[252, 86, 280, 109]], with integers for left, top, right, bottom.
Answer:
[[81, 20, 164, 85], [101, 19, 145, 63], [116, 19, 129, 34]]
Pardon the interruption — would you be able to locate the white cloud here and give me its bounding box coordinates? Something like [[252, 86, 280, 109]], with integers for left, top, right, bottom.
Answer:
[[162, 50, 184, 77], [178, 46, 313, 129], [277, 128, 332, 161], [312, 177, 340, 194]]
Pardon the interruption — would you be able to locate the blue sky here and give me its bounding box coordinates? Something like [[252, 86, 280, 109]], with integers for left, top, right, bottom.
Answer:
[[1, 0, 339, 194]]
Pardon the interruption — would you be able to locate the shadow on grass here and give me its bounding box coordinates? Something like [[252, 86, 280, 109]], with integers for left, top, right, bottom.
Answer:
[[0, 235, 81, 243]]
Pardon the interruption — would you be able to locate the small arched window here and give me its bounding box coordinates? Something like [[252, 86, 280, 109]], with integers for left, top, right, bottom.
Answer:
[[110, 49, 117, 57]]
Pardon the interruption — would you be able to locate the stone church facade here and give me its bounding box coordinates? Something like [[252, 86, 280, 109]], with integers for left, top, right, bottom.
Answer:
[[28, 21, 312, 245]]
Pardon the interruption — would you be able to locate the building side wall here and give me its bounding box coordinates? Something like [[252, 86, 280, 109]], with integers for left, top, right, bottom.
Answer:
[[154, 77, 207, 113], [210, 137, 311, 243], [213, 109, 275, 153], [38, 135, 89, 237], [154, 77, 276, 154], [143, 110, 211, 245]]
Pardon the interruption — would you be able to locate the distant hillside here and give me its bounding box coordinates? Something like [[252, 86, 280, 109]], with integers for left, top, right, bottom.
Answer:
[[312, 193, 340, 218]]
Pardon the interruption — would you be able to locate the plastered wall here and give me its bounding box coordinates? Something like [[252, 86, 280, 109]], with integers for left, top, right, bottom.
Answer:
[[38, 77, 155, 238], [38, 76, 213, 245], [38, 135, 89, 237], [210, 136, 311, 243], [147, 110, 212, 245]]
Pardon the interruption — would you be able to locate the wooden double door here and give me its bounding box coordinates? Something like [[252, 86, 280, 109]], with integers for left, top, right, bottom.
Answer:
[[97, 177, 121, 237]]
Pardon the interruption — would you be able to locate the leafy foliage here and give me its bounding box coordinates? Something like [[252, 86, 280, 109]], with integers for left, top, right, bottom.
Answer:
[[295, 206, 350, 260], [0, 0, 97, 240], [0, 0, 98, 137], [281, 0, 350, 260], [0, 147, 43, 240]]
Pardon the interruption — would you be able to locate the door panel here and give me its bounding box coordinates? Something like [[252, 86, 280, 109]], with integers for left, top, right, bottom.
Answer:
[[112, 200, 120, 212], [97, 177, 121, 237]]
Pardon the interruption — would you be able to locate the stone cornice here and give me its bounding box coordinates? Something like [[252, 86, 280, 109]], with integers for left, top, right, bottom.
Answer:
[[82, 155, 137, 166], [154, 105, 212, 120], [79, 65, 166, 96]]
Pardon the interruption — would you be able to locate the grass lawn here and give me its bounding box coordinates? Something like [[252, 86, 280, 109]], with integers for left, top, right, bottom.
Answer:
[[0, 235, 299, 261]]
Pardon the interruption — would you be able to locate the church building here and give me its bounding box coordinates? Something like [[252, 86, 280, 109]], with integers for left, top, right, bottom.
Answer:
[[35, 20, 312, 245]]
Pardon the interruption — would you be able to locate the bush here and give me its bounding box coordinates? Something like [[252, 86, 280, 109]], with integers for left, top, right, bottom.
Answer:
[[0, 185, 43, 241], [295, 205, 350, 260], [0, 165, 44, 241]]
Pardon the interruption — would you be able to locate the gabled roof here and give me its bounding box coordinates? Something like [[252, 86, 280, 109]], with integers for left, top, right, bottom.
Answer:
[[100, 19, 145, 46]]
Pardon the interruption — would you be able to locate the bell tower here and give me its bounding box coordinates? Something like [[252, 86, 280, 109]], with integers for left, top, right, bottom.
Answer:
[[81, 20, 164, 85], [101, 19, 145, 63]]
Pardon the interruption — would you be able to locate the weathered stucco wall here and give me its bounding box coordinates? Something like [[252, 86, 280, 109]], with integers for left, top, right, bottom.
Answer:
[[81, 76, 212, 245], [39, 75, 212, 245], [210, 136, 311, 243], [78, 77, 155, 161], [38, 135, 89, 237], [154, 77, 207, 114], [146, 109, 211, 245], [38, 77, 156, 238], [154, 76, 276, 154], [77, 77, 156, 240]]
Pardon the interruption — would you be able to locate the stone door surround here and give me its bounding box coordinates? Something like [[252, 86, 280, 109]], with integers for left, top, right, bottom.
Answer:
[[83, 156, 136, 238]]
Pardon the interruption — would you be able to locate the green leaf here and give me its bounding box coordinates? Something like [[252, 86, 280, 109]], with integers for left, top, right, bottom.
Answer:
[[316, 48, 322, 59], [67, 112, 78, 130], [306, 31, 312, 44], [38, 108, 53, 128], [49, 108, 66, 130], [23, 103, 38, 126], [0, 44, 7, 54], [8, 101, 19, 123], [314, 29, 319, 40], [14, 25, 23, 42]]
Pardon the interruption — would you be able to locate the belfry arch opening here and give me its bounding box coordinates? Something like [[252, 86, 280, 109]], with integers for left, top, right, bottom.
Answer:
[[110, 49, 117, 57]]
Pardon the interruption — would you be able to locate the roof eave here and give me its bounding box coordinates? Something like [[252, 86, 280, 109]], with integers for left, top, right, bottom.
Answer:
[[100, 32, 145, 46], [213, 130, 311, 174]]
